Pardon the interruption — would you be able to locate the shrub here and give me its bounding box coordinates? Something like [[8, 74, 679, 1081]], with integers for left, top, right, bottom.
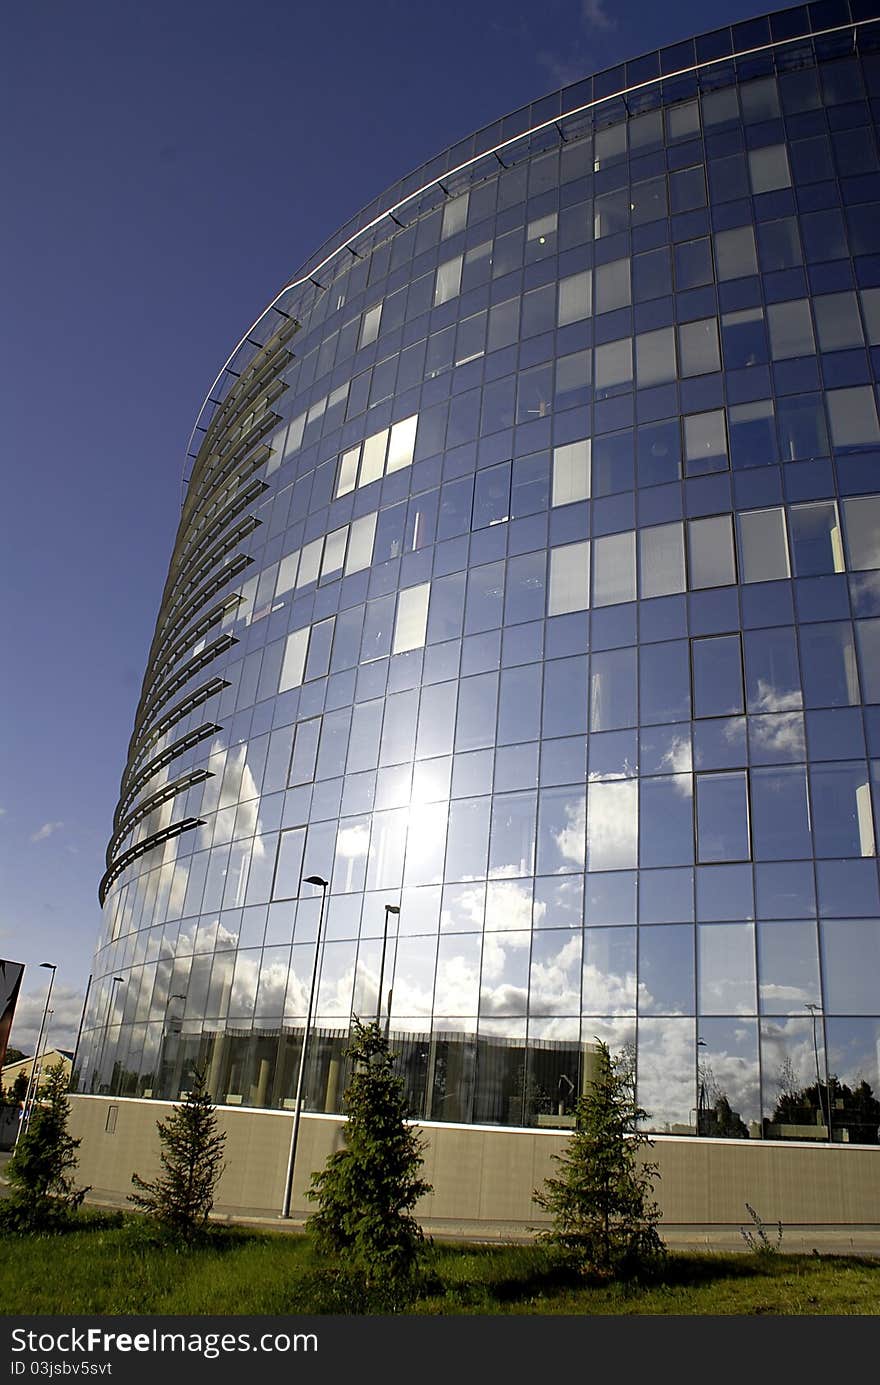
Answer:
[[307, 1019, 432, 1298], [0, 1063, 88, 1233], [534, 1041, 665, 1280], [129, 1067, 226, 1242]]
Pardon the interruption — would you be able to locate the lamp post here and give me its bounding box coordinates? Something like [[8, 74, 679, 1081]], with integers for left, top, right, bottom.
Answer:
[[377, 903, 400, 1029], [70, 973, 92, 1091], [696, 1037, 707, 1137], [165, 993, 188, 1097], [95, 976, 125, 1095], [280, 874, 328, 1219], [15, 962, 56, 1148], [27, 1010, 54, 1130], [806, 1002, 831, 1142]]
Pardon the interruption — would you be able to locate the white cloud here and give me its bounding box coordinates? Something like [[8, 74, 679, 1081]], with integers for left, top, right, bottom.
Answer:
[[553, 796, 586, 869], [581, 0, 615, 32], [748, 712, 805, 759], [750, 678, 803, 713], [30, 821, 64, 844], [659, 736, 693, 777], [7, 983, 86, 1057]]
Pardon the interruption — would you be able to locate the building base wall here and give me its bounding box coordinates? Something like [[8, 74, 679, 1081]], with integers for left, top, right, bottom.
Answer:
[[68, 1095, 880, 1232]]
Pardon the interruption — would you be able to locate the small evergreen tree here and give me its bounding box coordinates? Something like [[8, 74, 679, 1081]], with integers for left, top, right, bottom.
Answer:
[[307, 1019, 432, 1292], [534, 1041, 664, 1280], [0, 1063, 88, 1232], [129, 1067, 226, 1242]]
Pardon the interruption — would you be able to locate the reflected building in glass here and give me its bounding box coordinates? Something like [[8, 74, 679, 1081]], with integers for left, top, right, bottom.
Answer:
[[78, 2, 880, 1156]]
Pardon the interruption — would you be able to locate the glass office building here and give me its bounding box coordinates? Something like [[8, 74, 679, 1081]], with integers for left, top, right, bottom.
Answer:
[[78, 2, 880, 1146]]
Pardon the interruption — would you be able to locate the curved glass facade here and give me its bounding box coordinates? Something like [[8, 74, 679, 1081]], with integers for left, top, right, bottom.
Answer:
[[79, 2, 880, 1145]]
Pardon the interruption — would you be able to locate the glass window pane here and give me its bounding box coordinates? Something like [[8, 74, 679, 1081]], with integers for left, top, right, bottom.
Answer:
[[336, 445, 360, 497], [675, 237, 713, 290], [767, 299, 815, 360], [386, 415, 418, 473], [582, 927, 636, 1015], [345, 512, 377, 575], [729, 400, 778, 470], [827, 387, 880, 449], [552, 439, 590, 506], [558, 270, 591, 325], [679, 319, 719, 377], [799, 622, 860, 708], [549, 541, 590, 615], [737, 507, 790, 582], [441, 192, 468, 239], [684, 410, 728, 474], [693, 635, 743, 718], [822, 921, 880, 1015], [543, 656, 588, 739], [639, 522, 685, 598], [715, 225, 757, 280], [758, 921, 819, 1014], [639, 926, 694, 1015], [814, 293, 864, 353], [359, 429, 388, 486], [749, 144, 791, 193], [587, 779, 638, 870], [488, 792, 536, 879], [856, 620, 880, 703], [751, 767, 812, 860], [639, 641, 691, 725], [843, 497, 880, 570], [537, 788, 586, 874], [810, 762, 874, 857], [595, 338, 633, 393], [279, 627, 309, 692], [688, 515, 736, 588], [393, 583, 430, 653], [697, 772, 750, 862], [434, 255, 462, 306], [595, 258, 631, 314], [320, 526, 347, 581], [698, 923, 756, 1015], [359, 302, 381, 348], [789, 502, 843, 576], [636, 327, 676, 386], [593, 531, 636, 607], [590, 647, 637, 732], [777, 392, 829, 461], [296, 537, 323, 589], [640, 776, 694, 868], [465, 562, 504, 635]]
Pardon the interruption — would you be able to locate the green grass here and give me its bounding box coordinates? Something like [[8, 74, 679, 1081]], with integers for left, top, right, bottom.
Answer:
[[1, 1215, 878, 1315]]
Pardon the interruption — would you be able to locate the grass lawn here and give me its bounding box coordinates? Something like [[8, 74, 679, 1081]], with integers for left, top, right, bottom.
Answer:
[[1, 1216, 878, 1315]]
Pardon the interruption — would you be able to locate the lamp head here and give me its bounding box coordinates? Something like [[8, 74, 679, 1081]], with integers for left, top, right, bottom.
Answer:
[[304, 875, 328, 888], [385, 904, 401, 916], [40, 962, 56, 971]]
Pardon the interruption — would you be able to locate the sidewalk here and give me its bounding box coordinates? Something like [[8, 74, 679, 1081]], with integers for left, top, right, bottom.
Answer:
[[3, 1150, 878, 1255]]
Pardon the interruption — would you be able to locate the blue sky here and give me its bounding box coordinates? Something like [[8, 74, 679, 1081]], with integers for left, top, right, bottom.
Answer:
[[1, 0, 773, 1055]]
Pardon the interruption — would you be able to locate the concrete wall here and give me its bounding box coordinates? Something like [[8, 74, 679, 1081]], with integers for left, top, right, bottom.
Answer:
[[68, 1094, 880, 1231]]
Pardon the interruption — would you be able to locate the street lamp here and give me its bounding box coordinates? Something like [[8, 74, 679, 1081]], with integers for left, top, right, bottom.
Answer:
[[696, 1037, 708, 1137], [376, 904, 400, 1028], [806, 1002, 831, 1141], [280, 874, 329, 1219], [15, 962, 56, 1148], [95, 976, 125, 1095], [70, 973, 92, 1091], [164, 993, 189, 1096]]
